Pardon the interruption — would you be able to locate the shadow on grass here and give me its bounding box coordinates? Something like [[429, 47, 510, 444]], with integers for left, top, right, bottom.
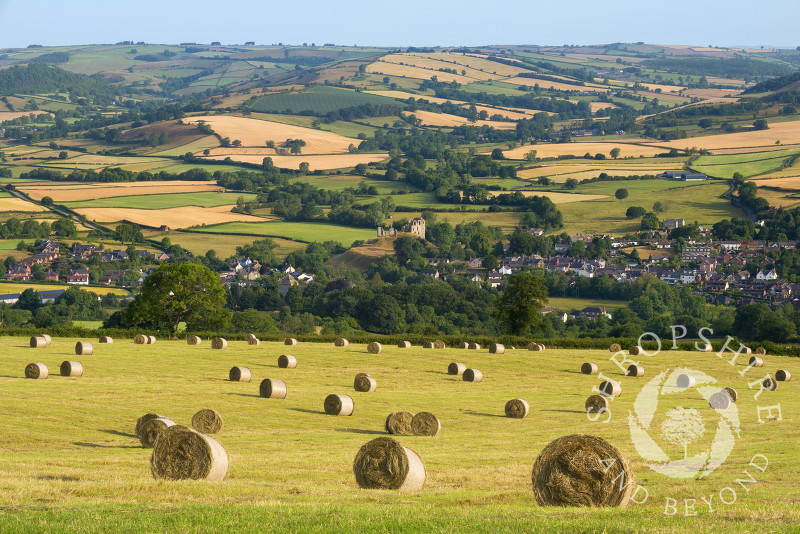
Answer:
[[36, 475, 81, 482], [73, 442, 140, 449], [336, 428, 385, 435], [289, 408, 323, 415], [98, 429, 136, 438], [0, 375, 21, 379], [464, 411, 504, 418], [541, 409, 585, 414], [223, 392, 261, 399], [562, 369, 585, 374]]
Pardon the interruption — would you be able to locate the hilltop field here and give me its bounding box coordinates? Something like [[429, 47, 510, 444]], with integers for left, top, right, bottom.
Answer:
[[0, 337, 797, 532]]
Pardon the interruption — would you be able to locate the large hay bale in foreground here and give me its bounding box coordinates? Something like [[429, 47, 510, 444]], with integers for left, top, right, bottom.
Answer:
[[367, 342, 382, 354], [135, 413, 161, 440], [187, 335, 201, 345], [211, 338, 228, 350], [354, 373, 377, 393], [148, 335, 156, 345], [60, 361, 83, 377], [284, 338, 298, 346], [749, 356, 764, 368], [599, 380, 621, 398], [151, 425, 228, 481], [609, 343, 621, 352], [463, 369, 483, 383], [755, 347, 766, 355], [629, 346, 642, 356], [25, 362, 48, 380], [99, 336, 113, 344], [398, 341, 411, 348], [75, 341, 93, 355], [260, 379, 287, 399], [139, 416, 176, 448], [191, 409, 223, 434], [433, 340, 446, 349], [423, 342, 434, 349], [458, 341, 469, 349], [278, 354, 297, 369], [411, 412, 440, 436], [334, 338, 349, 347], [505, 398, 530, 419], [585, 395, 609, 415], [30, 336, 47, 348], [385, 411, 415, 435], [468, 342, 480, 350], [743, 347, 752, 355], [353, 437, 425, 490], [626, 364, 644, 377], [581, 362, 598, 375], [448, 362, 466, 376], [709, 391, 733, 410], [489, 343, 505, 354], [677, 374, 696, 389], [776, 370, 792, 382], [228, 366, 251, 382], [531, 434, 634, 507], [324, 394, 354, 416], [134, 334, 147, 345], [762, 377, 779, 391], [724, 387, 739, 403]]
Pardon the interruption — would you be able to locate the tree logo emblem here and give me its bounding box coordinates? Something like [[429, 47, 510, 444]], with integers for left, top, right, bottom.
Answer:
[[628, 368, 740, 479]]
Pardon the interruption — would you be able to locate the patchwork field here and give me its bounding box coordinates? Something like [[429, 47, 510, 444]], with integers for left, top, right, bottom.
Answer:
[[504, 142, 668, 159], [691, 149, 800, 179], [405, 110, 517, 129], [161, 231, 306, 259], [20, 181, 224, 202], [489, 191, 610, 203], [72, 205, 267, 229], [662, 120, 800, 151], [201, 153, 388, 171], [64, 192, 258, 209], [0, 195, 47, 212], [0, 338, 796, 531]]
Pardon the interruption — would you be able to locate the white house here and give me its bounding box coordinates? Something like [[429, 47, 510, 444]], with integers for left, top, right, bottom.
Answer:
[[756, 269, 778, 281]]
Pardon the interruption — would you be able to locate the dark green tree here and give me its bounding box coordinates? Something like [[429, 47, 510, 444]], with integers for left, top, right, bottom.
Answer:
[[614, 188, 629, 200], [493, 272, 548, 335]]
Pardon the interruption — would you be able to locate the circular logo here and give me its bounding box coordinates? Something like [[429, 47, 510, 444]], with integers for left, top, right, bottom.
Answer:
[[628, 368, 741, 479]]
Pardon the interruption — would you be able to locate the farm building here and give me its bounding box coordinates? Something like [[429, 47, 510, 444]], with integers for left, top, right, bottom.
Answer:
[[658, 171, 708, 181]]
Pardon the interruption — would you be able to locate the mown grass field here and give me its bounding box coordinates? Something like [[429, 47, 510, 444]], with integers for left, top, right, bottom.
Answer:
[[0, 282, 129, 297], [64, 192, 258, 209], [0, 338, 796, 532], [196, 221, 377, 246], [248, 86, 396, 114], [161, 230, 306, 260], [546, 296, 630, 312], [691, 149, 800, 179]]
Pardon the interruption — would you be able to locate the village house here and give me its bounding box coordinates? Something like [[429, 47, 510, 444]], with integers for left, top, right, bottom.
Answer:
[[756, 269, 778, 281], [662, 219, 685, 230], [67, 269, 90, 285]]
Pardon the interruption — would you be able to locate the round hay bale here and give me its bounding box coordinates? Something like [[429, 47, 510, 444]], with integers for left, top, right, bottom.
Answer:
[[30, 336, 47, 348], [398, 341, 411, 348], [334, 337, 349, 347], [354, 373, 377, 393], [260, 379, 287, 399], [245, 333, 257, 343], [41, 334, 52, 346], [353, 437, 425, 490], [147, 336, 156, 345], [489, 343, 505, 354], [749, 356, 764, 368], [324, 394, 354, 416], [75, 341, 93, 356], [284, 338, 298, 346], [698, 343, 713, 352], [629, 345, 642, 356], [743, 347, 752, 355], [134, 334, 147, 345], [278, 354, 297, 369], [537, 344, 545, 350], [423, 342, 435, 349], [150, 425, 228, 481], [531, 434, 634, 507], [433, 340, 446, 349], [581, 362, 598, 375], [228, 366, 251, 382], [763, 377, 778, 391], [458, 341, 469, 349], [677, 374, 696, 389], [709, 391, 732, 410], [247, 336, 260, 346], [626, 364, 644, 378], [463, 369, 483, 383], [724, 387, 739, 403], [99, 336, 113, 344], [468, 342, 480, 350], [191, 409, 223, 434], [599, 380, 621, 398], [755, 347, 766, 355], [505, 398, 530, 419], [187, 335, 202, 345], [60, 361, 83, 377], [447, 362, 466, 376], [585, 395, 609, 414], [139, 416, 176, 448], [25, 362, 48, 380], [367, 342, 382, 354], [411, 412, 440, 436], [212, 337, 227, 350], [528, 342, 543, 351], [609, 343, 621, 352], [135, 413, 161, 440], [776, 370, 792, 382], [385, 411, 415, 435]]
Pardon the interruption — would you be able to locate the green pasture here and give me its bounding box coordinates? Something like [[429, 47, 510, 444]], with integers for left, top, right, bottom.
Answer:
[[248, 86, 396, 115], [576, 178, 712, 195], [0, 338, 796, 532], [546, 296, 630, 312], [195, 221, 377, 246], [158, 231, 305, 260], [63, 192, 257, 210], [691, 149, 800, 179]]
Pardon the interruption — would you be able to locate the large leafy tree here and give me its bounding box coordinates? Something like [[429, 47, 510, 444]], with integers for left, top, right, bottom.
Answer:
[[493, 272, 548, 335], [123, 262, 230, 333]]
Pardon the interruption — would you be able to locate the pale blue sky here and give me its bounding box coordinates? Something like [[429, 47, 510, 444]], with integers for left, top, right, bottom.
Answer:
[[0, 0, 798, 49]]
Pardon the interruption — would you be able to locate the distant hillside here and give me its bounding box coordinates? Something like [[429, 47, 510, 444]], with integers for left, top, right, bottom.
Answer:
[[742, 72, 800, 94], [0, 64, 119, 98]]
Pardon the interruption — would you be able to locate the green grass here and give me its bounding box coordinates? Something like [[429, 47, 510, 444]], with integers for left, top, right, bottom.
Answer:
[[64, 192, 258, 210], [547, 296, 629, 312], [159, 230, 306, 259], [0, 282, 129, 297], [576, 179, 711, 196], [248, 86, 397, 115], [147, 163, 258, 174], [195, 221, 377, 246], [691, 149, 800, 179], [0, 338, 797, 532]]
